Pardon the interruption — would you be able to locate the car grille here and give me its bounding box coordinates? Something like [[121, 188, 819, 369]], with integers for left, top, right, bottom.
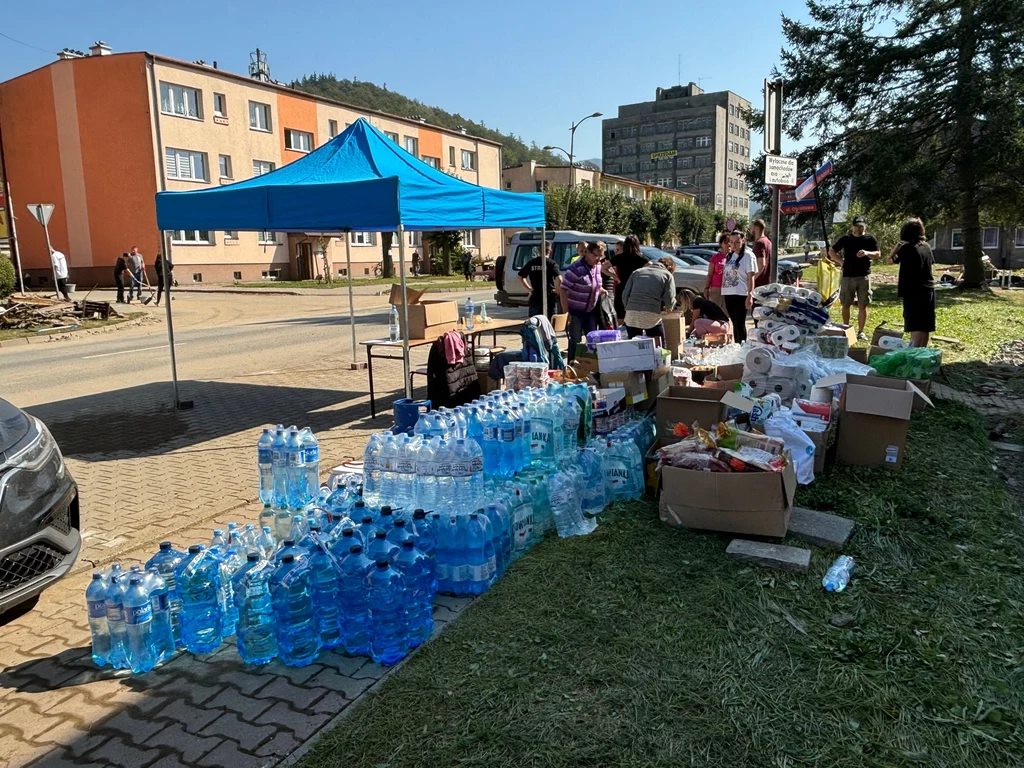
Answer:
[[42, 500, 71, 535], [0, 543, 65, 590]]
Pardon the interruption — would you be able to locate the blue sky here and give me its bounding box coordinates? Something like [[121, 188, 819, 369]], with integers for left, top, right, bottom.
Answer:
[[1, 0, 811, 162]]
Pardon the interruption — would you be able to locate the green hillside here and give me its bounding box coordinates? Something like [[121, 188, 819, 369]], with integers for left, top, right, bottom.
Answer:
[[289, 73, 561, 169]]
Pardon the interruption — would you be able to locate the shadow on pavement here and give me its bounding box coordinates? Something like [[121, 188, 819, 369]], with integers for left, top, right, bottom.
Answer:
[[25, 380, 390, 462]]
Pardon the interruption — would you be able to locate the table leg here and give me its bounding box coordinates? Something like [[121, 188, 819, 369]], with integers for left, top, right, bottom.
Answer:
[[367, 344, 376, 419]]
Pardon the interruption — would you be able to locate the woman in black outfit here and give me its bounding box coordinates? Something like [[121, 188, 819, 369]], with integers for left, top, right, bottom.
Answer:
[[889, 217, 935, 347], [611, 234, 648, 322], [114, 253, 128, 304]]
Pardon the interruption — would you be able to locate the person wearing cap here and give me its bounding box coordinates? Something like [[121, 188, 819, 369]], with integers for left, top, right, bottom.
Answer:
[[829, 215, 880, 341]]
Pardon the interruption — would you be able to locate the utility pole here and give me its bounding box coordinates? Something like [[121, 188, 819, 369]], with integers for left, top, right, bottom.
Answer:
[[764, 79, 784, 283]]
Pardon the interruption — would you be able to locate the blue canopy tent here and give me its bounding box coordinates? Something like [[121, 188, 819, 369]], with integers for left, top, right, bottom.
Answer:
[[154, 117, 545, 407]]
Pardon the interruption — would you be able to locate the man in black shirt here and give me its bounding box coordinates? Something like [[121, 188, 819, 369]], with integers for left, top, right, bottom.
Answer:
[[517, 243, 561, 318], [828, 215, 880, 340]]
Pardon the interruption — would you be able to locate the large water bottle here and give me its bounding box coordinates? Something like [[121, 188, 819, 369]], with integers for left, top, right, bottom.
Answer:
[[330, 526, 360, 560], [217, 544, 246, 637], [434, 439, 455, 511], [387, 518, 412, 549], [271, 428, 288, 509], [465, 407, 483, 444], [529, 399, 555, 463], [452, 408, 468, 440], [465, 439, 484, 512], [463, 297, 475, 331], [123, 575, 156, 674], [481, 410, 500, 477], [305, 529, 342, 650], [337, 543, 375, 656], [388, 304, 400, 342], [603, 439, 635, 502], [395, 435, 417, 510], [232, 553, 278, 665], [561, 393, 582, 457], [394, 540, 434, 648], [414, 437, 437, 511], [257, 428, 274, 504], [377, 434, 399, 506], [367, 530, 399, 564], [464, 512, 495, 595], [175, 545, 223, 654], [376, 506, 396, 533], [86, 573, 111, 666], [362, 433, 384, 508], [356, 513, 380, 549], [413, 412, 435, 439], [301, 427, 320, 502], [411, 510, 438, 588], [549, 468, 584, 538], [145, 541, 185, 647], [495, 409, 516, 478], [270, 553, 321, 667], [368, 559, 411, 665], [823, 555, 856, 592], [484, 504, 510, 577], [144, 568, 176, 663], [449, 440, 473, 513], [510, 485, 534, 559], [285, 429, 307, 509]]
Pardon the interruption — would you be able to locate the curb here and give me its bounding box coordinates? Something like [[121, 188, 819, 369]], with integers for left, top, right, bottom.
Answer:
[[0, 314, 151, 348]]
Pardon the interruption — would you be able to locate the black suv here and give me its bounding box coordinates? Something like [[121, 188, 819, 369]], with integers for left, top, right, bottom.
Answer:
[[0, 397, 80, 616]]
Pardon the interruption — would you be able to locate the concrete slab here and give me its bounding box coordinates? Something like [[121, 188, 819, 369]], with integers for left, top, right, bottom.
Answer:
[[991, 441, 1024, 453], [788, 507, 855, 549], [725, 539, 812, 572]]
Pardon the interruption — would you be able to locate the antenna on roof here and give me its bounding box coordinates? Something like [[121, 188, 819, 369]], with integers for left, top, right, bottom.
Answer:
[[249, 49, 271, 82]]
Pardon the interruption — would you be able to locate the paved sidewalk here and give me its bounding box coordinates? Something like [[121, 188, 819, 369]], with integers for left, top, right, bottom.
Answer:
[[931, 381, 1024, 416], [0, 352, 460, 768]]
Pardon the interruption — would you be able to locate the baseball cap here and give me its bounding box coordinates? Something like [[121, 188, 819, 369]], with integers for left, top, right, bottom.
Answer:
[[852, 216, 866, 226]]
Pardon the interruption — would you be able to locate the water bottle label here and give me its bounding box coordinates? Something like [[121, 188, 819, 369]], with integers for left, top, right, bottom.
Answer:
[[470, 457, 483, 473], [416, 459, 434, 474], [124, 602, 153, 625], [106, 603, 124, 623], [483, 426, 496, 440], [162, 573, 177, 592], [151, 593, 169, 612], [452, 564, 469, 583], [304, 447, 319, 462], [397, 459, 416, 473], [272, 448, 286, 464], [363, 456, 378, 471], [501, 428, 516, 443], [521, 418, 530, 435], [288, 452, 305, 467], [605, 461, 630, 489], [530, 428, 551, 455], [258, 448, 273, 463], [469, 563, 489, 582], [450, 460, 470, 478], [88, 599, 106, 619], [436, 561, 449, 581]]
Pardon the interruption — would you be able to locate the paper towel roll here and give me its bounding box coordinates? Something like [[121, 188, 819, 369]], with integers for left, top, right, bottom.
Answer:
[[766, 377, 798, 401], [770, 329, 790, 347], [806, 291, 823, 306], [879, 335, 909, 350], [770, 361, 800, 380], [745, 347, 776, 374], [779, 324, 801, 342], [780, 285, 798, 297], [752, 307, 771, 320], [748, 327, 768, 344], [795, 287, 811, 299]]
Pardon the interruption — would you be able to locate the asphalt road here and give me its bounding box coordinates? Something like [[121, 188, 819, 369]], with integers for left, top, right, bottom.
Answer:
[[1, 286, 516, 409]]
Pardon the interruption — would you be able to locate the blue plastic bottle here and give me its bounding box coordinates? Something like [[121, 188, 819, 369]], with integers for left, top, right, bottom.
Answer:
[[257, 428, 274, 504], [285, 429, 307, 509], [367, 530, 399, 564], [144, 568, 175, 663], [175, 545, 223, 654], [368, 559, 411, 665], [145, 542, 185, 647], [377, 434, 400, 505], [337, 543, 374, 655], [395, 435, 417, 510], [274, 508, 293, 541], [356, 513, 379, 548], [386, 518, 412, 549], [481, 410, 500, 477], [497, 409, 517, 478], [103, 573, 131, 670], [330, 526, 360, 560], [414, 437, 437, 512], [270, 553, 321, 667], [233, 552, 278, 665], [86, 573, 111, 666], [123, 575, 156, 674], [271, 428, 288, 509], [305, 528, 342, 650], [301, 427, 320, 504], [376, 506, 396, 533], [465, 512, 495, 595], [395, 540, 435, 648], [484, 504, 508, 577]]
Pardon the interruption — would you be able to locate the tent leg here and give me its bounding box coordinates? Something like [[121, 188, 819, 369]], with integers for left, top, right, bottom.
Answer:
[[397, 226, 412, 400], [162, 232, 192, 410], [540, 226, 547, 318], [344, 232, 363, 370]]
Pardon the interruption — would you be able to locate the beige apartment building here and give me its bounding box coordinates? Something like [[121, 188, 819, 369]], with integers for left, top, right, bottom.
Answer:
[[0, 44, 504, 286]]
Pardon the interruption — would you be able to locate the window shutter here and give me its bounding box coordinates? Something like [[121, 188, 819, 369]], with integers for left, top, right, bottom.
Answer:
[[165, 148, 177, 178]]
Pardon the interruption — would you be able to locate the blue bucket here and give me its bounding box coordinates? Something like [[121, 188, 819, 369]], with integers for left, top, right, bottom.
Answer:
[[392, 398, 431, 434]]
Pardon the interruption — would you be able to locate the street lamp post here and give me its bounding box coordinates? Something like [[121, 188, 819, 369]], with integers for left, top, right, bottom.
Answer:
[[544, 111, 602, 230]]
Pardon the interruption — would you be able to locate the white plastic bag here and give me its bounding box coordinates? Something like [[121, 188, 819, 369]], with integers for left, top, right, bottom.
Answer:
[[764, 413, 817, 485]]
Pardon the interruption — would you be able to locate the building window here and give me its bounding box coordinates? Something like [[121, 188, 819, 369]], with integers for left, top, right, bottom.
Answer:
[[409, 231, 422, 247], [620, 144, 637, 156], [951, 229, 964, 249], [657, 159, 674, 170], [338, 267, 348, 276], [728, 159, 734, 170], [640, 161, 655, 172], [328, 119, 338, 138], [463, 230, 478, 248], [252, 159, 275, 177], [233, 271, 242, 280], [622, 126, 638, 138], [678, 157, 693, 168], [677, 138, 694, 150], [449, 146, 456, 166], [224, 230, 238, 240], [213, 93, 227, 118], [192, 273, 203, 282], [165, 148, 208, 182], [640, 124, 656, 136], [983, 227, 999, 248], [352, 232, 375, 245], [171, 230, 211, 244], [404, 136, 419, 155], [640, 142, 655, 153], [605, 164, 620, 175], [160, 82, 202, 119], [262, 269, 281, 280], [1015, 228, 1024, 248], [258, 231, 277, 245], [657, 177, 672, 187], [249, 101, 272, 132], [606, 146, 620, 158], [505, 181, 512, 189], [421, 155, 440, 170], [657, 140, 673, 151], [285, 129, 314, 153], [696, 136, 711, 148], [535, 181, 548, 192], [461, 150, 476, 171], [696, 155, 712, 167], [218, 154, 232, 179], [621, 163, 636, 173], [657, 122, 673, 134], [384, 131, 398, 143]]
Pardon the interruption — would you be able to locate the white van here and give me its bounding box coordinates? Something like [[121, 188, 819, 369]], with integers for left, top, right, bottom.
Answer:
[[494, 230, 624, 307]]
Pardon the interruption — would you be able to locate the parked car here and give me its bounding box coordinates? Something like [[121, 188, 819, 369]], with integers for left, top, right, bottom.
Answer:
[[0, 397, 80, 619], [674, 248, 714, 264], [639, 247, 707, 298]]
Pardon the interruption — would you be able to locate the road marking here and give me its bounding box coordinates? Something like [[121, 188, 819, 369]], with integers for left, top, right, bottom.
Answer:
[[82, 344, 183, 359]]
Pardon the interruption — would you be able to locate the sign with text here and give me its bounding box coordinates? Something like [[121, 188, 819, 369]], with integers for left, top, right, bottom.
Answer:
[[795, 160, 834, 201], [650, 150, 677, 160], [765, 155, 798, 187], [780, 181, 817, 214]]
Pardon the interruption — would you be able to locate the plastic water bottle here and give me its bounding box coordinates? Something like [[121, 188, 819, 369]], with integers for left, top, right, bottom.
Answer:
[[232, 552, 278, 665], [86, 573, 111, 666], [452, 408, 468, 440], [465, 439, 484, 512], [549, 469, 584, 538], [175, 545, 223, 654], [270, 553, 321, 667], [306, 530, 342, 650], [388, 304, 400, 342], [217, 544, 246, 637], [529, 400, 555, 463], [258, 503, 275, 537], [414, 437, 437, 511], [823, 555, 856, 592], [285, 429, 307, 509], [463, 297, 475, 331], [481, 410, 500, 477], [386, 518, 412, 548], [394, 540, 434, 648], [368, 530, 399, 564], [300, 427, 320, 502], [357, 514, 380, 548], [145, 542, 185, 647], [578, 446, 607, 520], [410, 510, 438, 582], [144, 568, 175, 663], [362, 433, 384, 508], [484, 504, 510, 576], [495, 409, 515, 478], [330, 526, 360, 559], [395, 435, 417, 509], [510, 486, 534, 559], [258, 526, 276, 558], [450, 440, 473, 513], [376, 506, 396, 532], [337, 544, 374, 656], [465, 512, 495, 595], [465, 407, 483, 444], [210, 529, 227, 553], [123, 575, 156, 674], [103, 573, 130, 670], [368, 559, 411, 665], [603, 439, 635, 501], [434, 439, 455, 512], [257, 428, 274, 504], [271, 428, 288, 509], [377, 434, 399, 506]]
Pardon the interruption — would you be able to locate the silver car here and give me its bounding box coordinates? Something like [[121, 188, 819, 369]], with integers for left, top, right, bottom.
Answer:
[[640, 247, 707, 296]]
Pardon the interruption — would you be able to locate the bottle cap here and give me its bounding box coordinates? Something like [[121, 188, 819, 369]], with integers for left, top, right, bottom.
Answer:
[[92, 572, 103, 579], [354, 501, 365, 509], [361, 516, 374, 524], [414, 508, 425, 517], [262, 526, 272, 533], [247, 552, 259, 561], [375, 559, 389, 568], [341, 527, 354, 537], [129, 575, 141, 584], [284, 539, 295, 546], [350, 544, 363, 554], [375, 531, 387, 539], [159, 541, 171, 550], [402, 540, 414, 548], [188, 545, 200, 553], [282, 554, 295, 563], [213, 529, 223, 536], [394, 519, 405, 528], [380, 507, 392, 516]]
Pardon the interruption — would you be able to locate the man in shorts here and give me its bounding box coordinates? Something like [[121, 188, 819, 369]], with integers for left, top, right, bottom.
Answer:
[[829, 216, 880, 340]]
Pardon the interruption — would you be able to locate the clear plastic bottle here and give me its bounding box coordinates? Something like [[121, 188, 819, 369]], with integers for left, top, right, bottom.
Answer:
[[464, 512, 495, 595], [285, 429, 308, 509], [337, 543, 375, 656], [330, 526, 360, 560], [367, 530, 399, 564], [362, 433, 384, 509], [271, 428, 288, 509], [258, 504, 276, 537], [368, 559, 411, 665], [377, 434, 400, 507], [103, 573, 131, 670], [258, 526, 276, 558], [394, 540, 434, 648], [823, 555, 856, 592], [305, 528, 342, 650], [123, 575, 156, 674], [465, 439, 484, 512], [145, 542, 185, 648], [395, 435, 417, 510], [386, 518, 413, 549], [232, 552, 278, 665], [434, 439, 455, 512], [270, 553, 321, 667], [414, 437, 437, 512], [481, 410, 500, 477], [257, 428, 274, 504], [86, 573, 111, 666], [389, 304, 400, 342], [509, 487, 533, 561], [274, 509, 293, 542], [300, 427, 320, 504], [144, 568, 176, 663], [175, 545, 223, 654], [356, 514, 380, 549], [463, 297, 475, 331]]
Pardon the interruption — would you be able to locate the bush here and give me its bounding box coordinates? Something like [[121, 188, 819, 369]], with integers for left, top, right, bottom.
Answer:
[[0, 256, 15, 300]]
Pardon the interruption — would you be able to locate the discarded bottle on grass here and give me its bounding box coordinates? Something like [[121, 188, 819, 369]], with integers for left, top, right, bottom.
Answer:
[[86, 573, 111, 666], [257, 428, 274, 504], [389, 304, 400, 342], [144, 568, 176, 663], [123, 575, 156, 674], [368, 558, 410, 665], [175, 545, 223, 654], [145, 542, 185, 647], [271, 553, 321, 667], [233, 552, 278, 665], [823, 555, 856, 593]]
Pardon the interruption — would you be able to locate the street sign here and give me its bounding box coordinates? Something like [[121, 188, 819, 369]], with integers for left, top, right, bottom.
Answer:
[[27, 203, 55, 226], [780, 181, 817, 214], [764, 79, 783, 155], [794, 160, 833, 201], [650, 150, 677, 160], [765, 155, 798, 187]]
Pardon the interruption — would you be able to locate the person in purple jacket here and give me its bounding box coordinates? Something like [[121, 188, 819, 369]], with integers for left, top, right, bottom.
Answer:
[[558, 241, 606, 361]]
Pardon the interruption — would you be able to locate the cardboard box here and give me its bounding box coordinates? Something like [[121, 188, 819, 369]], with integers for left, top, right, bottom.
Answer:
[[656, 386, 727, 439], [818, 373, 932, 470], [659, 459, 797, 538], [644, 439, 670, 496], [819, 324, 858, 349], [602, 371, 648, 406], [596, 338, 661, 373], [703, 362, 743, 390], [645, 366, 673, 401], [847, 347, 869, 365], [871, 325, 905, 347], [661, 314, 687, 358], [802, 415, 838, 473], [571, 353, 600, 381], [388, 285, 460, 339]]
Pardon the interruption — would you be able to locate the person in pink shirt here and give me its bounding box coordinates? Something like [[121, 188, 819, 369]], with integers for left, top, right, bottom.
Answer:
[[703, 232, 729, 311]]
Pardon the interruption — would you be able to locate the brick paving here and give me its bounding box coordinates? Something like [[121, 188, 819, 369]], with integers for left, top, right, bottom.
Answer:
[[0, 353, 474, 768], [930, 381, 1024, 416]]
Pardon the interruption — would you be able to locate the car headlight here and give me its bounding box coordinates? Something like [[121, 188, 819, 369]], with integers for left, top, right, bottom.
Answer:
[[0, 418, 65, 512], [8, 418, 60, 471]]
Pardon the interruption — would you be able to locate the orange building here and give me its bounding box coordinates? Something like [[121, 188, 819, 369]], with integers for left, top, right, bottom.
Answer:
[[0, 43, 504, 287]]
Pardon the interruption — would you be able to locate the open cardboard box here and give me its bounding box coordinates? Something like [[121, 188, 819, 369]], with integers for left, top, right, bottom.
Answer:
[[388, 284, 459, 339], [844, 349, 933, 411], [819, 324, 858, 348], [661, 314, 687, 358], [656, 386, 727, 439]]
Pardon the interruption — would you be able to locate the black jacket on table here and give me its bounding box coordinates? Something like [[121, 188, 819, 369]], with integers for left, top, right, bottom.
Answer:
[[426, 332, 480, 408]]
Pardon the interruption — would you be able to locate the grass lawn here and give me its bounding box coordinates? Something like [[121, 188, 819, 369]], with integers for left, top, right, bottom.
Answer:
[[233, 276, 491, 291], [0, 312, 139, 343]]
